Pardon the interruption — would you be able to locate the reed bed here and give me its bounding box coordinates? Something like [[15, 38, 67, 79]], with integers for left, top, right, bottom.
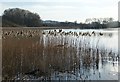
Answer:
[[2, 28, 118, 80]]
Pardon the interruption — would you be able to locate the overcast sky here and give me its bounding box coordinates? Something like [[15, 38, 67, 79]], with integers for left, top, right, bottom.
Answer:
[[0, 0, 119, 23]]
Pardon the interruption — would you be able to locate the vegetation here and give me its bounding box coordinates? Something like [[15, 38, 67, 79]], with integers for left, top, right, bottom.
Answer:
[[2, 28, 118, 80], [1, 8, 118, 28], [2, 8, 42, 27]]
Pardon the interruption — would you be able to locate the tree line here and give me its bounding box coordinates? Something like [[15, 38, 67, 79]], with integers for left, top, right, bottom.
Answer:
[[1, 8, 119, 28]]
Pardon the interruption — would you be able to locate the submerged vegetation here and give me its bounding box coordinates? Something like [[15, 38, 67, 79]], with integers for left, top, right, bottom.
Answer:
[[2, 28, 119, 80]]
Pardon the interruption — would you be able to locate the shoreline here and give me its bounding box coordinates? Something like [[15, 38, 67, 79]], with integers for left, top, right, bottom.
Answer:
[[1, 27, 119, 30]]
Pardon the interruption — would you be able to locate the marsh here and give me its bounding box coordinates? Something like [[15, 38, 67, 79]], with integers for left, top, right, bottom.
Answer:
[[2, 27, 119, 80]]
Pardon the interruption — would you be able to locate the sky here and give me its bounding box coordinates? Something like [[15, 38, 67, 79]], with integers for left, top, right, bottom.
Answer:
[[0, 0, 119, 23]]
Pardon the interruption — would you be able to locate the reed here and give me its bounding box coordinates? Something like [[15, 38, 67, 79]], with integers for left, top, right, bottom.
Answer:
[[2, 28, 117, 80]]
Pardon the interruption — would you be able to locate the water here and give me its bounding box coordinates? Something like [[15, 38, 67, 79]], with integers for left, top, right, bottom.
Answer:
[[42, 28, 118, 80], [45, 29, 118, 51]]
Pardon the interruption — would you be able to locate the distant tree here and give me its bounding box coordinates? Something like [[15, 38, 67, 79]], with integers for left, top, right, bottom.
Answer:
[[85, 18, 92, 24], [74, 20, 77, 23], [109, 18, 114, 22], [2, 8, 42, 27]]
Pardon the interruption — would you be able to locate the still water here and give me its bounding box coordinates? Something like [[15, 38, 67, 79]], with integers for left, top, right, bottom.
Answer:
[[41, 28, 119, 80]]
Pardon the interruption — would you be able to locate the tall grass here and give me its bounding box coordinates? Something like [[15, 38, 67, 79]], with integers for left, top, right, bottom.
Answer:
[[2, 28, 118, 80]]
